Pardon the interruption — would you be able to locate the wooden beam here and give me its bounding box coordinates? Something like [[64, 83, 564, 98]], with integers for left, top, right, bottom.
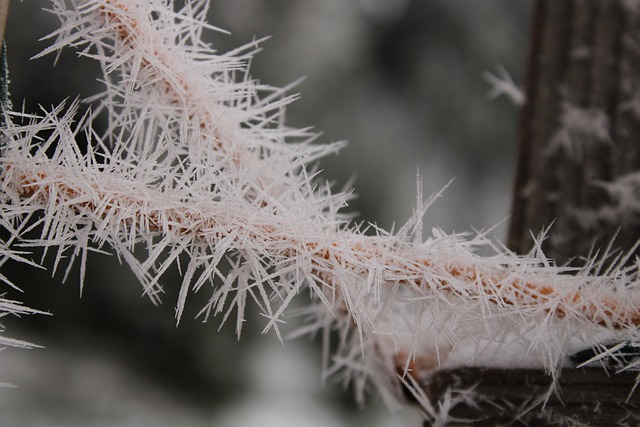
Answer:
[[0, 1, 9, 43]]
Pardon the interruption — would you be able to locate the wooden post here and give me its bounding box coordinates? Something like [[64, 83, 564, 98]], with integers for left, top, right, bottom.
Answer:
[[423, 1, 640, 425], [508, 0, 640, 264], [0, 1, 8, 43]]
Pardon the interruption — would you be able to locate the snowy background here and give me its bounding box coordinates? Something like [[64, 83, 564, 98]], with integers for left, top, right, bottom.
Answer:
[[1, 1, 530, 426]]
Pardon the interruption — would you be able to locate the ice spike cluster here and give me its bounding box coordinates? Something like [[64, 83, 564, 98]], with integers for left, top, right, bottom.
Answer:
[[1, 0, 639, 417]]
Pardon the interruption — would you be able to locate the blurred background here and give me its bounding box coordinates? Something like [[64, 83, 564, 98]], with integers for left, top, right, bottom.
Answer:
[[1, 1, 531, 426]]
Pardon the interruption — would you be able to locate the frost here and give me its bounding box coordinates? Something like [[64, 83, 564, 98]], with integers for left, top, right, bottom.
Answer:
[[547, 100, 611, 159], [570, 172, 640, 230], [483, 65, 525, 106], [592, 172, 640, 225], [571, 46, 591, 60], [621, 0, 640, 15], [0, 236, 46, 352], [1, 0, 639, 422]]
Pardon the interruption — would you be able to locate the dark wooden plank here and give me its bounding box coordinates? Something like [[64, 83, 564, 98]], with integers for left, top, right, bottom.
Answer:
[[422, 367, 640, 427]]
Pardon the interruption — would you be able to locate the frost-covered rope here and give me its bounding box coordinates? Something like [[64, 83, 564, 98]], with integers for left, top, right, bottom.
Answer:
[[1, 0, 639, 417]]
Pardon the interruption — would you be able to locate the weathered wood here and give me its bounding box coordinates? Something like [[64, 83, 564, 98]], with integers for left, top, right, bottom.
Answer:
[[0, 1, 8, 43], [507, 0, 640, 266], [423, 368, 640, 427], [420, 1, 640, 425]]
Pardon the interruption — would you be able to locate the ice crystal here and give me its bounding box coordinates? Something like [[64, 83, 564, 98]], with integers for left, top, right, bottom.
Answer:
[[483, 65, 525, 106], [0, 238, 44, 352], [547, 100, 611, 159]]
